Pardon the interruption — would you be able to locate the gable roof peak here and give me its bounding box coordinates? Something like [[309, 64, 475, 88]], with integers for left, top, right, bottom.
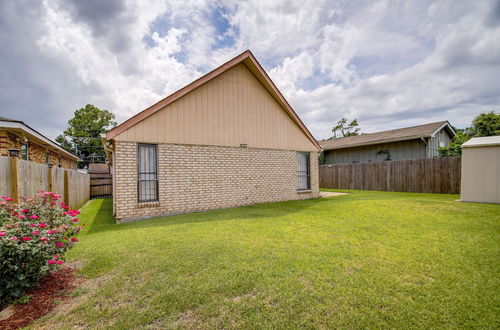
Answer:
[[106, 50, 320, 150]]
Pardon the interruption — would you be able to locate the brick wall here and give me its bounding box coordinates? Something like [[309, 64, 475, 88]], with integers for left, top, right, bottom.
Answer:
[[114, 141, 319, 222], [0, 129, 77, 169]]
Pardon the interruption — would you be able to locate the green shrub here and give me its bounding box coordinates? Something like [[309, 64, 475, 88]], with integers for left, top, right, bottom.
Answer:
[[0, 191, 81, 302]]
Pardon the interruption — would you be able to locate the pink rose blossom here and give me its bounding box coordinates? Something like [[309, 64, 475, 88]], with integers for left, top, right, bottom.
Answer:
[[72, 218, 78, 222], [10, 236, 18, 241], [47, 259, 56, 265], [29, 215, 39, 219], [56, 260, 64, 265], [31, 230, 40, 235], [71, 238, 78, 242], [30, 223, 37, 227], [22, 209, 29, 213], [77, 226, 82, 231], [0, 231, 5, 237], [38, 223, 47, 228], [40, 236, 48, 241], [50, 202, 57, 205], [47, 230, 56, 235], [22, 237, 31, 241], [56, 242, 64, 247], [54, 255, 60, 259], [17, 215, 26, 219]]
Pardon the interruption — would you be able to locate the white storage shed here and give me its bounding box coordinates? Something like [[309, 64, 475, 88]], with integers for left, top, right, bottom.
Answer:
[[460, 136, 500, 204]]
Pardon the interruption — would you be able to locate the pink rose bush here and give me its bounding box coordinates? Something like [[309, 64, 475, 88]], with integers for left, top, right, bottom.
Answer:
[[0, 191, 81, 301]]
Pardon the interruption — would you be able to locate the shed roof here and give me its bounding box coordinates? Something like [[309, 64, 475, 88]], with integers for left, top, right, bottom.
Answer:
[[106, 50, 320, 150], [87, 163, 110, 174], [462, 136, 500, 148], [319, 121, 455, 151]]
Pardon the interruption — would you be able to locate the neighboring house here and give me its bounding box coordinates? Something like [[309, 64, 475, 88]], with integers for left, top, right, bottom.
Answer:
[[320, 121, 455, 164], [0, 116, 78, 169], [103, 50, 321, 222]]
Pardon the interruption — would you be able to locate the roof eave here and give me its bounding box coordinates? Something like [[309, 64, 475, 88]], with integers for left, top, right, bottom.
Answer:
[[322, 135, 429, 151], [0, 120, 79, 160]]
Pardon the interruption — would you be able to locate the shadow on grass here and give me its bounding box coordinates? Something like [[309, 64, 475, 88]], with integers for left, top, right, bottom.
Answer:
[[83, 191, 465, 235], [84, 196, 344, 235]]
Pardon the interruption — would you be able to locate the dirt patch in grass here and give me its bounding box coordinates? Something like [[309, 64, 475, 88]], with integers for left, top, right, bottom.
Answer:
[[226, 292, 257, 303], [0, 267, 81, 330]]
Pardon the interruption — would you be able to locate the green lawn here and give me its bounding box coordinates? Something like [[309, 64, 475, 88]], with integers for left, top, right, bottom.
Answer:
[[32, 190, 499, 329]]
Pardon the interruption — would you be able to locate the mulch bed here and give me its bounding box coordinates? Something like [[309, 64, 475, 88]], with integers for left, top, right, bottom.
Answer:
[[0, 267, 79, 330]]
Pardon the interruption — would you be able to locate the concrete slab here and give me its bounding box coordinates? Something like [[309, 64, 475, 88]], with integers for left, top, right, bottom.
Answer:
[[320, 191, 349, 198]]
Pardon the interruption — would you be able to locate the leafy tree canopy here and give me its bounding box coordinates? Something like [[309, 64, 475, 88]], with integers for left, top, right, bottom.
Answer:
[[56, 104, 117, 168], [439, 111, 499, 157], [331, 118, 361, 139]]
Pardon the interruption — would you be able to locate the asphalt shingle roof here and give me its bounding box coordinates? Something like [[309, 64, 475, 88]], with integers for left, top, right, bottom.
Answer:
[[319, 121, 452, 150]]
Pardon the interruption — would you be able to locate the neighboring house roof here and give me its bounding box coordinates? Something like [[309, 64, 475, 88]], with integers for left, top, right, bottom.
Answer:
[[106, 50, 321, 150], [87, 163, 110, 174], [0, 115, 79, 160], [462, 136, 500, 148], [320, 121, 456, 151]]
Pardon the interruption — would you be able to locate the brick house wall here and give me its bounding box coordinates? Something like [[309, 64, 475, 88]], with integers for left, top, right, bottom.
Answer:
[[0, 129, 77, 169], [113, 141, 319, 222]]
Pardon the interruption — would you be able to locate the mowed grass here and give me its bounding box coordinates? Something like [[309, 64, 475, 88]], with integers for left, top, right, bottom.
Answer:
[[32, 190, 499, 329]]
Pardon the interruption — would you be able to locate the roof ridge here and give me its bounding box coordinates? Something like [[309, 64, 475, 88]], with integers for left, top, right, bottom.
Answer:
[[106, 50, 321, 150], [319, 120, 452, 151], [356, 121, 448, 137]]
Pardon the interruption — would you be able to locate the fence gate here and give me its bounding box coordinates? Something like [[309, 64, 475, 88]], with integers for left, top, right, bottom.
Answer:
[[90, 174, 112, 199]]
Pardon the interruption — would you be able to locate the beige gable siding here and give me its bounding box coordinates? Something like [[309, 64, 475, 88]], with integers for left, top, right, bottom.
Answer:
[[114, 64, 317, 151]]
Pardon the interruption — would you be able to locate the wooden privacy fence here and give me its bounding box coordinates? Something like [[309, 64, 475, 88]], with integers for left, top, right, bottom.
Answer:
[[0, 156, 90, 209], [319, 156, 461, 194], [90, 173, 112, 199]]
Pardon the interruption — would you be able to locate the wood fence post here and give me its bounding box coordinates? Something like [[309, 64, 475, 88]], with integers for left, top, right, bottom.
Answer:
[[47, 164, 53, 192], [10, 156, 19, 203], [64, 169, 69, 206]]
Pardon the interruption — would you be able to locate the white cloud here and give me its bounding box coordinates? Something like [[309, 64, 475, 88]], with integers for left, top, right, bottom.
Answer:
[[0, 0, 498, 141]]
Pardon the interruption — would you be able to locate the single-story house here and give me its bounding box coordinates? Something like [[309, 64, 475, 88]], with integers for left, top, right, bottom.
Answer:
[[319, 121, 455, 164], [0, 116, 78, 169], [103, 50, 321, 222]]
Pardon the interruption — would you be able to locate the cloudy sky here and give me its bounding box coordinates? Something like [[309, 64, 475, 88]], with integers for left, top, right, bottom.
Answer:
[[1, 0, 499, 140]]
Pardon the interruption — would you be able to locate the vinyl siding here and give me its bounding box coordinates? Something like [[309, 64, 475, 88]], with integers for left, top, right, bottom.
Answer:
[[461, 145, 500, 203], [114, 64, 317, 152], [323, 139, 427, 164], [426, 128, 452, 158]]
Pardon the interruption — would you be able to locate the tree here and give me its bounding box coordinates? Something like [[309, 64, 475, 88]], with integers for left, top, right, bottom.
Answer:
[[468, 111, 500, 137], [56, 104, 117, 168], [332, 118, 361, 138], [439, 111, 499, 157]]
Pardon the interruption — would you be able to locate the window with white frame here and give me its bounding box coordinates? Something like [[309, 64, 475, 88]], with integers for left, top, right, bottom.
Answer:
[[297, 152, 310, 190], [138, 144, 158, 202]]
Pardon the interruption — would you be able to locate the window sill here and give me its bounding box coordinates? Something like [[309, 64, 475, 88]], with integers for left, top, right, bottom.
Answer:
[[297, 190, 312, 194], [137, 201, 160, 208]]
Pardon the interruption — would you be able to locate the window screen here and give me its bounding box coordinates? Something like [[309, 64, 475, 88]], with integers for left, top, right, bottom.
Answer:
[[297, 152, 310, 190], [138, 144, 158, 202]]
